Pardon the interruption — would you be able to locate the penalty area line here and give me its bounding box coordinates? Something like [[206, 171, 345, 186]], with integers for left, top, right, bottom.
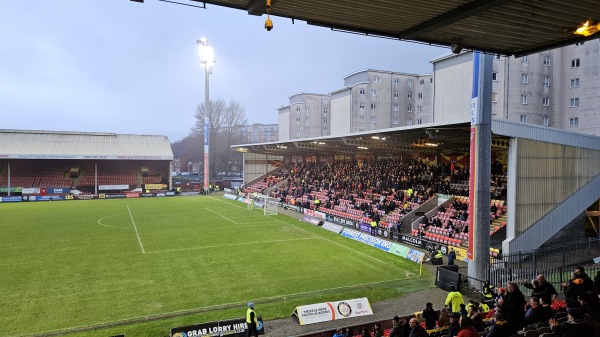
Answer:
[[127, 205, 145, 254]]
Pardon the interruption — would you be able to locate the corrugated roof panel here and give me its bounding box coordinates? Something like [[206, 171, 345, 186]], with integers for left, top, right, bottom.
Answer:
[[0, 130, 173, 160]]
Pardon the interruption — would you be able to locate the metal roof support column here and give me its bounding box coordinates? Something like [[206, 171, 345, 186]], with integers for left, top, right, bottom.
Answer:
[[467, 52, 492, 285]]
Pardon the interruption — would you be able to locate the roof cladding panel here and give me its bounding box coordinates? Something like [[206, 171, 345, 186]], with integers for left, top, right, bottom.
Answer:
[[0, 130, 173, 160], [198, 0, 600, 56]]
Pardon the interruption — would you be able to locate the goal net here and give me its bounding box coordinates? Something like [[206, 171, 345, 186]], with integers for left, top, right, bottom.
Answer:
[[263, 197, 279, 216]]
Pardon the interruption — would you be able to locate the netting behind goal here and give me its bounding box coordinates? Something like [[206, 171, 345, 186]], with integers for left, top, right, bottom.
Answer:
[[245, 194, 279, 215], [261, 196, 279, 216]]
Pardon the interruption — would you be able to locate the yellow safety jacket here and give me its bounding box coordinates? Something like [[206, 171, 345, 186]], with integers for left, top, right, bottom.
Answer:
[[246, 308, 257, 324]]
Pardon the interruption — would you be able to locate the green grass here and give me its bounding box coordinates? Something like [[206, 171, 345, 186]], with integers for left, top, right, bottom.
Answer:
[[0, 196, 431, 337]]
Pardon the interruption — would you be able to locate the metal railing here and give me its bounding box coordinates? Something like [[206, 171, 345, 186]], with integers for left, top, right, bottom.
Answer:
[[488, 237, 600, 295]]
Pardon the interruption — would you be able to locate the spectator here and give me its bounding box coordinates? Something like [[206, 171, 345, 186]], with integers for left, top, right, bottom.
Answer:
[[499, 282, 526, 329], [594, 271, 600, 295], [438, 307, 451, 328], [361, 326, 370, 337], [549, 307, 597, 336], [422, 302, 438, 330], [564, 271, 591, 308], [445, 286, 465, 313], [524, 274, 558, 300], [456, 316, 479, 337], [578, 292, 600, 323], [408, 318, 428, 337], [459, 304, 468, 317], [332, 328, 344, 337], [494, 287, 506, 314], [448, 249, 457, 266], [525, 297, 548, 325], [467, 305, 484, 332], [344, 327, 353, 337], [373, 323, 384, 337], [446, 312, 461, 337], [388, 316, 403, 337], [483, 312, 517, 337], [540, 296, 556, 319]]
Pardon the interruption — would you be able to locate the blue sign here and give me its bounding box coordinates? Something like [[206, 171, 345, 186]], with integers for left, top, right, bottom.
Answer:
[[1, 196, 22, 202], [340, 228, 392, 252]]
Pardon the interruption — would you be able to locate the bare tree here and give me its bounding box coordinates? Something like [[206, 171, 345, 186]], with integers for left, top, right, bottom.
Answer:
[[192, 98, 247, 177]]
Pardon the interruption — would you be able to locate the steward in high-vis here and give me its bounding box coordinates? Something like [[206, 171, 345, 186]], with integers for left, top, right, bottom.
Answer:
[[246, 301, 259, 337]]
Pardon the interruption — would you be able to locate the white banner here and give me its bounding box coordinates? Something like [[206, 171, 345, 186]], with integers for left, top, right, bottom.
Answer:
[[22, 188, 41, 194], [293, 297, 373, 325], [99, 185, 130, 191]]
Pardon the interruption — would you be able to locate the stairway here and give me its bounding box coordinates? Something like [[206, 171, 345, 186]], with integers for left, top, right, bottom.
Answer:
[[490, 214, 507, 234]]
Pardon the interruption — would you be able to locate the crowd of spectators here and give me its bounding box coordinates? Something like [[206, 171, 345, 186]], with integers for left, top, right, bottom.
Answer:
[[259, 158, 506, 229]]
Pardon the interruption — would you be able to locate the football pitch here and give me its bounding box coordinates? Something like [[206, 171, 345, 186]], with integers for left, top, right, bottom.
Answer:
[[0, 196, 430, 337]]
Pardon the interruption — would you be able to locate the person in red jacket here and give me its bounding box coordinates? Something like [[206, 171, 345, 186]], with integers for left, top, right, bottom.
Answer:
[[457, 316, 479, 337]]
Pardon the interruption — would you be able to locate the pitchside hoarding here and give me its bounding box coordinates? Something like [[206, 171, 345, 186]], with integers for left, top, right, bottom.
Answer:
[[292, 298, 373, 325], [170, 317, 264, 337]]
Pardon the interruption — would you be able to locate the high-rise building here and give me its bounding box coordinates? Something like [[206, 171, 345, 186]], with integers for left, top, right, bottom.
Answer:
[[432, 39, 600, 135], [278, 93, 331, 141], [277, 40, 599, 139], [330, 70, 433, 136]]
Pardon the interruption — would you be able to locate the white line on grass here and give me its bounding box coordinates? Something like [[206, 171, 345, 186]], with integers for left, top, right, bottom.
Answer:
[[127, 205, 145, 254], [96, 214, 132, 229], [146, 237, 319, 254], [20, 276, 415, 337], [204, 207, 280, 225], [208, 196, 417, 276]]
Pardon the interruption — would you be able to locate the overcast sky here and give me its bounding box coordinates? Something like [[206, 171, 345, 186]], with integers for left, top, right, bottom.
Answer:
[[1, 0, 449, 142]]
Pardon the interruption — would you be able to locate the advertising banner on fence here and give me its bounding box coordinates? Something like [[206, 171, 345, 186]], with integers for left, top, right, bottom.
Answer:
[[45, 187, 70, 194], [145, 183, 167, 190], [302, 216, 321, 226], [292, 297, 373, 326], [25, 195, 65, 202], [0, 187, 22, 193], [304, 209, 326, 220], [322, 221, 344, 234], [224, 193, 237, 200], [22, 188, 41, 194], [0, 196, 22, 202], [388, 243, 410, 258], [340, 228, 392, 252], [99, 185, 129, 191], [170, 317, 264, 337]]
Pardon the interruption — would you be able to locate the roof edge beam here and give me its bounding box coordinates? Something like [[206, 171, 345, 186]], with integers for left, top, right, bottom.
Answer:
[[398, 0, 511, 40], [248, 0, 277, 16]]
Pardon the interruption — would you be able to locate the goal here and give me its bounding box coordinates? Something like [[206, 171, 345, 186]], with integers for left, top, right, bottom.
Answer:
[[262, 197, 279, 216]]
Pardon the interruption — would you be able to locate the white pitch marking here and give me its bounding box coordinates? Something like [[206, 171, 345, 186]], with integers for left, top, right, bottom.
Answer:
[[24, 274, 417, 337], [127, 205, 145, 254], [146, 237, 319, 254], [207, 196, 413, 275], [96, 214, 132, 229]]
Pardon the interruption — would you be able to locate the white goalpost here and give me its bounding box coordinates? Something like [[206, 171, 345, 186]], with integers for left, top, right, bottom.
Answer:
[[262, 196, 279, 216], [245, 193, 279, 215]]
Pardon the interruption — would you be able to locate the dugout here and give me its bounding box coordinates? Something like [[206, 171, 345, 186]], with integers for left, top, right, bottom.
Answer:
[[0, 129, 174, 196]]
